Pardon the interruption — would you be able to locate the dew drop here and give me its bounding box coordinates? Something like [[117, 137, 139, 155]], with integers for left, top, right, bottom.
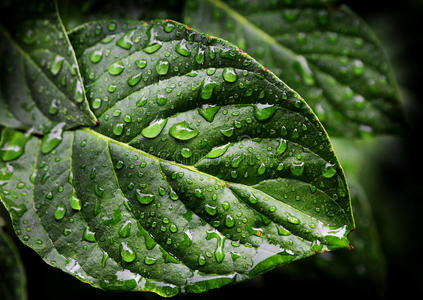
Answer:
[[141, 118, 168, 139], [41, 122, 66, 154], [108, 60, 125, 75], [54, 204, 66, 220], [169, 121, 199, 141], [135, 189, 155, 205], [222, 67, 237, 82], [155, 59, 170, 75], [120, 242, 136, 263]]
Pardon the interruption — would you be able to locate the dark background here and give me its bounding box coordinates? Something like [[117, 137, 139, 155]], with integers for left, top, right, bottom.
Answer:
[[6, 1, 423, 299]]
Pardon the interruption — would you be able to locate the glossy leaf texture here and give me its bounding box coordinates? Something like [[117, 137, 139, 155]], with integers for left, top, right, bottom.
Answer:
[[0, 230, 27, 300], [0, 0, 96, 134], [0, 20, 354, 296], [184, 0, 405, 138]]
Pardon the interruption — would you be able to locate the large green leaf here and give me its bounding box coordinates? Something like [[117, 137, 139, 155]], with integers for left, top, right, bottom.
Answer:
[[184, 0, 405, 137], [0, 230, 27, 300], [0, 19, 354, 296], [0, 0, 96, 134]]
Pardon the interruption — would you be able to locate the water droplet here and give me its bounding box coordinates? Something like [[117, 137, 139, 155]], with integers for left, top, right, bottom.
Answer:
[[196, 46, 205, 64], [322, 163, 337, 178], [135, 59, 147, 69], [200, 78, 217, 100], [198, 254, 206, 266], [290, 161, 304, 176], [225, 215, 235, 228], [169, 121, 199, 141], [175, 40, 191, 56], [276, 139, 288, 155], [169, 223, 178, 233], [127, 73, 142, 87], [254, 104, 278, 121], [287, 215, 300, 225], [89, 49, 103, 64], [135, 190, 155, 205], [108, 60, 125, 75], [83, 227, 96, 242], [48, 99, 59, 115], [181, 148, 192, 158], [41, 122, 66, 154], [206, 144, 229, 158], [113, 123, 124, 136], [120, 242, 136, 262], [141, 118, 168, 138], [92, 98, 102, 109], [156, 59, 170, 75], [163, 22, 175, 33], [119, 221, 132, 238], [222, 67, 237, 82], [50, 55, 64, 75], [54, 204, 66, 220], [0, 129, 30, 161], [116, 30, 134, 50], [205, 204, 217, 216], [70, 192, 81, 211], [353, 60, 364, 76], [198, 105, 220, 122], [257, 162, 266, 175]]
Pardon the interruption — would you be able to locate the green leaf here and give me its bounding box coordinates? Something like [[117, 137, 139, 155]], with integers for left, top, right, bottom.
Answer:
[[0, 0, 97, 134], [184, 0, 405, 137], [0, 20, 354, 296], [0, 230, 27, 300]]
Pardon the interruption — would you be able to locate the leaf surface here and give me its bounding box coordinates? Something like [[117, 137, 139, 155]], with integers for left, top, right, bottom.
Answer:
[[184, 0, 405, 137], [0, 20, 354, 296], [0, 0, 96, 134]]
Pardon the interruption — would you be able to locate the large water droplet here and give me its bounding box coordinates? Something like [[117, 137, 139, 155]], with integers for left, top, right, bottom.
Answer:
[[321, 163, 337, 178], [89, 49, 103, 64], [54, 204, 66, 220], [206, 144, 229, 158], [254, 104, 278, 121], [108, 60, 125, 75], [120, 242, 136, 262], [119, 221, 132, 238], [135, 189, 155, 205], [50, 55, 64, 75], [175, 40, 191, 56], [198, 105, 220, 122], [222, 67, 237, 82], [141, 119, 168, 139], [156, 59, 170, 75], [41, 122, 66, 154], [169, 121, 199, 141]]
